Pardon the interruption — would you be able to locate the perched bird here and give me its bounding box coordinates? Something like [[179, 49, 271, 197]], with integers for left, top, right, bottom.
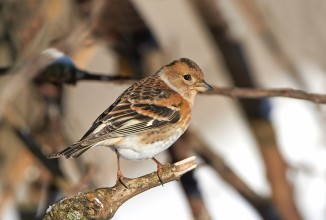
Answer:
[[48, 58, 213, 186]]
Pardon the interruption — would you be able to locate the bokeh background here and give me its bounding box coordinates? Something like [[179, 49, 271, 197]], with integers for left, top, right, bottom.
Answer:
[[1, 0, 326, 219]]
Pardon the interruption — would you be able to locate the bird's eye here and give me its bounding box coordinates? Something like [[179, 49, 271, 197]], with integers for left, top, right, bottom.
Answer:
[[183, 74, 192, 81]]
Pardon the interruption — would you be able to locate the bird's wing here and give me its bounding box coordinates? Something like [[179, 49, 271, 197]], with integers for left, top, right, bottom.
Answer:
[[78, 96, 121, 140], [78, 76, 183, 144]]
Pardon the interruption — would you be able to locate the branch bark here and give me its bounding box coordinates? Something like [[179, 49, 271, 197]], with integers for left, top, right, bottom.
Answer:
[[207, 87, 326, 104], [43, 156, 197, 220]]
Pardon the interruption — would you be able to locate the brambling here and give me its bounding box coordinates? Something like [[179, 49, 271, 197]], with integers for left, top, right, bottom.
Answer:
[[48, 58, 213, 186]]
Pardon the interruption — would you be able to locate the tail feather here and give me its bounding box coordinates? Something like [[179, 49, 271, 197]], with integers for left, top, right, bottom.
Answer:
[[48, 142, 93, 159]]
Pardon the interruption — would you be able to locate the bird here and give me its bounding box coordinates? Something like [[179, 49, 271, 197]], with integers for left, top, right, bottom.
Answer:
[[48, 58, 213, 186]]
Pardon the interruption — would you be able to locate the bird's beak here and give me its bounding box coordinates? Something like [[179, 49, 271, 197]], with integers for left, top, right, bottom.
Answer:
[[193, 80, 213, 92]]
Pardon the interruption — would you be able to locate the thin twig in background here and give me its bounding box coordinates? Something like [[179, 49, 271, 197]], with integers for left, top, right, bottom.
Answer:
[[206, 87, 326, 104], [43, 157, 197, 220]]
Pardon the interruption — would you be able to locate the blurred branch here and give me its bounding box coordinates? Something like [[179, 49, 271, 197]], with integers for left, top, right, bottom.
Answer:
[[34, 55, 139, 84], [170, 138, 212, 220], [0, 50, 60, 122], [185, 131, 279, 220], [232, 0, 305, 86], [0, 26, 88, 122], [0, 67, 10, 75], [2, 100, 71, 191], [207, 87, 326, 104], [1, 56, 140, 84], [13, 126, 64, 178], [250, 119, 302, 220], [43, 157, 197, 220]]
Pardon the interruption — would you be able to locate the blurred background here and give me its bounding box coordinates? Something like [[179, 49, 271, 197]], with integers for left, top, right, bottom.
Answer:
[[1, 0, 326, 219]]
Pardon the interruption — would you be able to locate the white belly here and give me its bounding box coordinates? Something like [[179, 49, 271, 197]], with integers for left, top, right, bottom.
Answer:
[[115, 129, 183, 160]]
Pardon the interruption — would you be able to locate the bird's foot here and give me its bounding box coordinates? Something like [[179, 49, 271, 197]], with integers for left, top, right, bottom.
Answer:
[[156, 163, 164, 186], [152, 157, 165, 186], [117, 169, 128, 189]]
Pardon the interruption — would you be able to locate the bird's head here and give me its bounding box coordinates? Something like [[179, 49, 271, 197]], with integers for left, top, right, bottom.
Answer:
[[158, 58, 213, 104]]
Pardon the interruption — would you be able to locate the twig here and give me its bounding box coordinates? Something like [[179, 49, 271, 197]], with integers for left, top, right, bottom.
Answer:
[[43, 156, 197, 220], [206, 87, 326, 104]]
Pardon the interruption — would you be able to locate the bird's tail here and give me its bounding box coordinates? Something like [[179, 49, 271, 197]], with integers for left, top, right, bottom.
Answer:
[[48, 142, 93, 159]]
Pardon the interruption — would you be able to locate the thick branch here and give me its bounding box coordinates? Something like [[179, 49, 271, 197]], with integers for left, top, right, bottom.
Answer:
[[43, 156, 197, 220], [206, 87, 326, 104]]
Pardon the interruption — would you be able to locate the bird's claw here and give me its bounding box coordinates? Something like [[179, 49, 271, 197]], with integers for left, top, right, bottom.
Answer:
[[117, 170, 128, 189], [156, 163, 164, 186]]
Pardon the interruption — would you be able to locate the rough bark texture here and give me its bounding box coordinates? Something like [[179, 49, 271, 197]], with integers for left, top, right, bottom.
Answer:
[[43, 156, 197, 220]]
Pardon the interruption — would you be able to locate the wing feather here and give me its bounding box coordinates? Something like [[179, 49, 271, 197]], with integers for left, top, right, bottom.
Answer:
[[78, 75, 183, 145]]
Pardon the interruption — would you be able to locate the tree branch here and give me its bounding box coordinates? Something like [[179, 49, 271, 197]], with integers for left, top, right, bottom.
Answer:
[[206, 87, 326, 104], [43, 156, 197, 220]]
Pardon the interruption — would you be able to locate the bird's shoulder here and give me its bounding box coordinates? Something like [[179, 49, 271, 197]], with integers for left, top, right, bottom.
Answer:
[[106, 75, 186, 122]]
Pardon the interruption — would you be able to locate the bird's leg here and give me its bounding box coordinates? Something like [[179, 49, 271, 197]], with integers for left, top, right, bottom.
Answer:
[[115, 149, 128, 188], [152, 157, 165, 186]]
